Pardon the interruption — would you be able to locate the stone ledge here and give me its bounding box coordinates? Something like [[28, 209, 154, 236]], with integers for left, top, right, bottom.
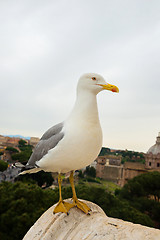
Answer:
[[23, 199, 160, 240]]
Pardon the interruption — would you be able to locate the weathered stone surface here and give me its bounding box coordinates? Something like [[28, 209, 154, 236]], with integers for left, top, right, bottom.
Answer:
[[23, 199, 160, 240]]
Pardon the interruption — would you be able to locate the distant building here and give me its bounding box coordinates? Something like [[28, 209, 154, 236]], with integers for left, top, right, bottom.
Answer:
[[0, 134, 40, 155], [2, 150, 12, 162], [96, 133, 160, 186], [0, 135, 20, 148], [123, 132, 160, 185], [96, 156, 147, 186], [145, 132, 160, 170], [122, 162, 147, 186], [0, 135, 20, 150], [96, 155, 122, 185], [29, 137, 40, 148]]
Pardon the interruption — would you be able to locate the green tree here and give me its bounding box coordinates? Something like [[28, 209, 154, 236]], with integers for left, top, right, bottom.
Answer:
[[121, 156, 130, 164], [78, 170, 84, 178], [16, 171, 54, 187], [117, 172, 160, 227], [12, 140, 33, 163], [6, 147, 19, 154], [119, 172, 160, 201], [12, 151, 32, 163], [0, 180, 156, 240], [18, 139, 27, 149], [0, 160, 8, 171], [99, 147, 110, 156], [0, 181, 58, 240], [116, 150, 145, 164], [85, 166, 96, 178]]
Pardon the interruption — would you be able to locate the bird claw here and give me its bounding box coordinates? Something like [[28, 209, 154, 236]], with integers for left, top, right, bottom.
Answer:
[[73, 199, 91, 214], [53, 200, 74, 214]]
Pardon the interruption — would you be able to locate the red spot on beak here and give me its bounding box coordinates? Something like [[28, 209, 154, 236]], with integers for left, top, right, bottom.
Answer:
[[112, 88, 117, 92]]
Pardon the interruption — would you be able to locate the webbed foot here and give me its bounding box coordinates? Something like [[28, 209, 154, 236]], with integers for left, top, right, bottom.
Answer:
[[73, 199, 91, 214], [53, 200, 74, 214]]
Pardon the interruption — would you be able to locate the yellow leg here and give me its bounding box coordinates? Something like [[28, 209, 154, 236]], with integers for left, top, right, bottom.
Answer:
[[53, 173, 74, 214], [69, 171, 91, 214]]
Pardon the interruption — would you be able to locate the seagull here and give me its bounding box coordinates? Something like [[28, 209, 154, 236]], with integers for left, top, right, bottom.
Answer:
[[21, 73, 119, 214]]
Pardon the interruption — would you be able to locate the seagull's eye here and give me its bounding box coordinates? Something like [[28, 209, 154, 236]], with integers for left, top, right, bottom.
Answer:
[[92, 77, 96, 81]]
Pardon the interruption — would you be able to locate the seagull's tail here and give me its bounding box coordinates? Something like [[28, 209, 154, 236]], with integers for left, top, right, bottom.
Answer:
[[19, 168, 42, 175]]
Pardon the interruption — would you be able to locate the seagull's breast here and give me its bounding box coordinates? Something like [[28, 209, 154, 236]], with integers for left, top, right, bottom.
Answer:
[[38, 120, 102, 173], [37, 92, 103, 173]]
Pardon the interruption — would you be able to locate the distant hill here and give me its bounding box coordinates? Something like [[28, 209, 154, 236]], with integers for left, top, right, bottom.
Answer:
[[3, 134, 30, 140]]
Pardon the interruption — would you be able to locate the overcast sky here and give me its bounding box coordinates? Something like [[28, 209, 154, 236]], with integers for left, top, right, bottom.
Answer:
[[1, 0, 160, 152]]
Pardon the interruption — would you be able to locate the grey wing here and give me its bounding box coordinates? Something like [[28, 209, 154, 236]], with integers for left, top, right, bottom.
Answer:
[[41, 122, 64, 140], [27, 122, 64, 167]]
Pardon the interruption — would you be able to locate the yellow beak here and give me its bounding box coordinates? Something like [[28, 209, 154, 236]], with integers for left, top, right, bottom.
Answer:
[[99, 83, 119, 93]]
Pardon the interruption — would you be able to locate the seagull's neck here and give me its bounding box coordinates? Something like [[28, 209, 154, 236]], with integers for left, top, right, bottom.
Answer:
[[67, 90, 100, 125]]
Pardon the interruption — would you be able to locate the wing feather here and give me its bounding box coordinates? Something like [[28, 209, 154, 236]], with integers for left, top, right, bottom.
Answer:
[[27, 122, 64, 167]]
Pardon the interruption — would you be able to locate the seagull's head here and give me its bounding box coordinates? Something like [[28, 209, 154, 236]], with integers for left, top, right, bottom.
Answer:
[[77, 73, 119, 95]]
